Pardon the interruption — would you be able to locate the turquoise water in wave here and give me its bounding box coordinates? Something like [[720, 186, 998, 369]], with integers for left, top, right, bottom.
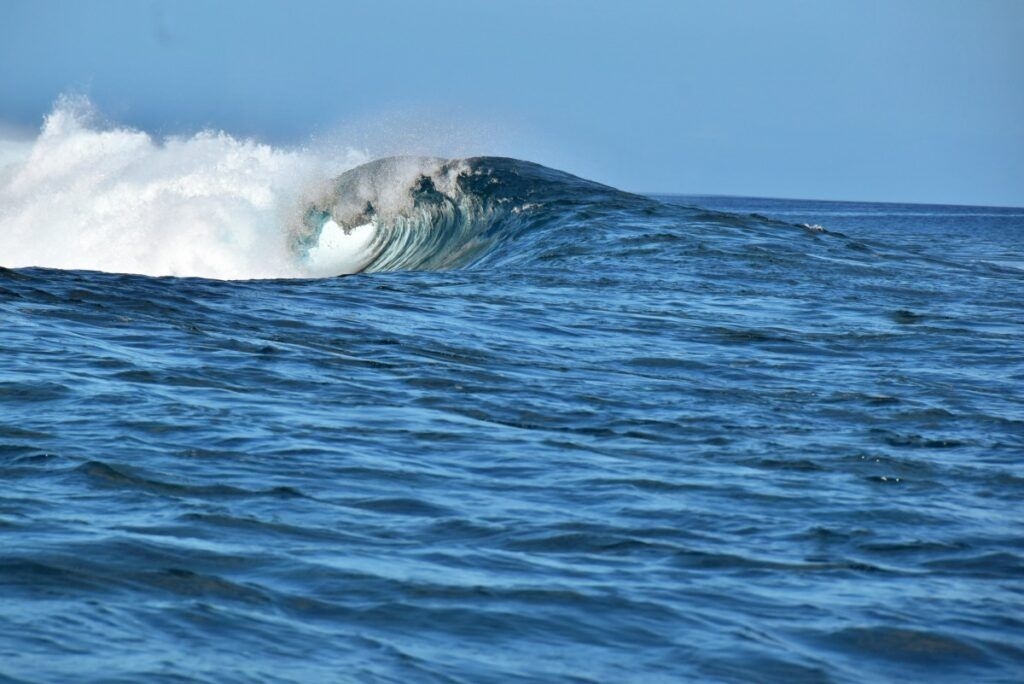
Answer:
[[2, 162, 1023, 683]]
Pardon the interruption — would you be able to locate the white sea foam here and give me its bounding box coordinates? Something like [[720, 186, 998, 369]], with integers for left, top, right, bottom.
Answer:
[[0, 97, 372, 279], [303, 219, 376, 277]]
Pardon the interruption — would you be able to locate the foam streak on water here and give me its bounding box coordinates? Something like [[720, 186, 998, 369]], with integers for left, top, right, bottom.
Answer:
[[2, 113, 1024, 683]]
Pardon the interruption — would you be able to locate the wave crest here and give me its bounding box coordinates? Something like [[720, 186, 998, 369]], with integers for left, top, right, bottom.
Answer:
[[296, 156, 648, 274]]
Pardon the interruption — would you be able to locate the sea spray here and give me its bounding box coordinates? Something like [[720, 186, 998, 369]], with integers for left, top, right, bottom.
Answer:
[[0, 97, 368, 279]]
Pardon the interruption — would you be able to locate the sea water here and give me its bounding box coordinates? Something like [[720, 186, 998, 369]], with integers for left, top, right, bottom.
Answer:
[[1, 104, 1023, 683]]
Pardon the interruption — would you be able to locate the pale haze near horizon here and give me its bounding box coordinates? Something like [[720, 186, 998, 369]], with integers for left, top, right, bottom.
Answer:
[[0, 0, 1021, 207]]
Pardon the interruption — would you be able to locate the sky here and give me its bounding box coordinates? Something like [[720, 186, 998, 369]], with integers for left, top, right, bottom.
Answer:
[[1, 0, 1021, 206]]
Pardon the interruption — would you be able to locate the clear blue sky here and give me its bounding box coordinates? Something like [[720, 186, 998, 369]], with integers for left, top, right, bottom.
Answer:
[[1, 0, 1021, 206]]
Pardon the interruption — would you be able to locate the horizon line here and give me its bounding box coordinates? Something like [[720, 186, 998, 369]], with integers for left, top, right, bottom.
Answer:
[[639, 191, 1024, 212]]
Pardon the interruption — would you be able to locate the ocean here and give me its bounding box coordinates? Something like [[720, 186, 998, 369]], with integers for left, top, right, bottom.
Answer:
[[1, 110, 1023, 683]]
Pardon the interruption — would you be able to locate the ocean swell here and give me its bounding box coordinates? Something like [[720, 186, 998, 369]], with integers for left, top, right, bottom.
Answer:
[[1, 100, 814, 281], [0, 99, 671, 280]]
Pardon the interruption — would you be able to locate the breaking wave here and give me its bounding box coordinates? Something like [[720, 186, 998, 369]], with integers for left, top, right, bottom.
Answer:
[[2, 98, 823, 281], [0, 99, 668, 280]]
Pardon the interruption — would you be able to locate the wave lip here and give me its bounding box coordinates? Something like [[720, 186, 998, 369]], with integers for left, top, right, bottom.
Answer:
[[295, 156, 650, 274]]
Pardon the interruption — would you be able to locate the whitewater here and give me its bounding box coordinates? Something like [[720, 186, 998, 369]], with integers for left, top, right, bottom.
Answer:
[[0, 98, 375, 279], [2, 102, 1024, 683]]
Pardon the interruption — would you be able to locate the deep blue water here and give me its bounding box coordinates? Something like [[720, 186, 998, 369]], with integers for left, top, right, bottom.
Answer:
[[2, 159, 1023, 683]]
